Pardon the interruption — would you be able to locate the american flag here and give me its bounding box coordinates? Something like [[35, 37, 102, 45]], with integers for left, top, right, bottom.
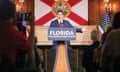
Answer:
[[98, 9, 111, 35]]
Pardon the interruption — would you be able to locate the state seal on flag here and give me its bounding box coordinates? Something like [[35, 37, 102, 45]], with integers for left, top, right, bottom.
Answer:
[[52, 1, 71, 17]]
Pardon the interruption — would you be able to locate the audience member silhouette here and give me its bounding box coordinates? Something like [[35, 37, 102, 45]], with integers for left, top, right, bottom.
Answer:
[[81, 29, 100, 72], [0, 0, 31, 72], [100, 12, 120, 72]]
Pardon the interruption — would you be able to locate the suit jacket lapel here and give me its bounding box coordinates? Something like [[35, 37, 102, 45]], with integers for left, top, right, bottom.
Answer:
[[62, 20, 65, 27], [56, 20, 59, 27]]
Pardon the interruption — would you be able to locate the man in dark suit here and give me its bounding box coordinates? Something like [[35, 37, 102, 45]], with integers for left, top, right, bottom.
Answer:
[[50, 10, 83, 56]]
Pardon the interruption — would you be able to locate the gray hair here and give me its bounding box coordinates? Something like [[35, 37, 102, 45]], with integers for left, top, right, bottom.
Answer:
[[91, 29, 100, 41]]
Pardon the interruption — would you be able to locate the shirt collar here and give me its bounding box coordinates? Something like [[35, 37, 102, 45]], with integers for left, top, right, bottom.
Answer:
[[58, 19, 63, 23]]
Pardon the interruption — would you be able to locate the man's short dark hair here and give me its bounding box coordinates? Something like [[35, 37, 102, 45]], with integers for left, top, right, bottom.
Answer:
[[57, 10, 63, 14], [0, 0, 15, 20]]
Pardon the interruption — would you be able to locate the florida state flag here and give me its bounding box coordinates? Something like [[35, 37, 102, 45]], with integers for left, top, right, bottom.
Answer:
[[35, 0, 88, 26]]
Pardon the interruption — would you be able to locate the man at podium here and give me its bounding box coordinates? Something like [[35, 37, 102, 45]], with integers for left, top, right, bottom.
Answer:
[[50, 10, 83, 72]]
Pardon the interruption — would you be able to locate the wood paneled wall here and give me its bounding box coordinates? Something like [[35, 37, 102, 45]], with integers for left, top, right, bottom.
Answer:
[[15, 0, 120, 25], [88, 0, 120, 25]]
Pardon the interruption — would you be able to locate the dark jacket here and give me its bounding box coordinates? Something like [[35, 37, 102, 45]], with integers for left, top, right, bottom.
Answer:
[[81, 41, 100, 68]]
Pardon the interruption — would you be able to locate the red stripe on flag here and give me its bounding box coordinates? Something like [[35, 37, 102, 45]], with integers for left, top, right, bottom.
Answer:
[[41, 0, 54, 7], [98, 25, 104, 37], [35, 12, 55, 25], [68, 0, 81, 6], [68, 12, 88, 25]]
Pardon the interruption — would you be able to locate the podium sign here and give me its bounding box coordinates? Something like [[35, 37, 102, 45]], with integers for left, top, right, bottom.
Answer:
[[48, 28, 76, 40]]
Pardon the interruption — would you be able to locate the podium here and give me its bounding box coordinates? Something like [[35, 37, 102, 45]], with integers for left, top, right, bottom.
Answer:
[[48, 28, 76, 72]]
